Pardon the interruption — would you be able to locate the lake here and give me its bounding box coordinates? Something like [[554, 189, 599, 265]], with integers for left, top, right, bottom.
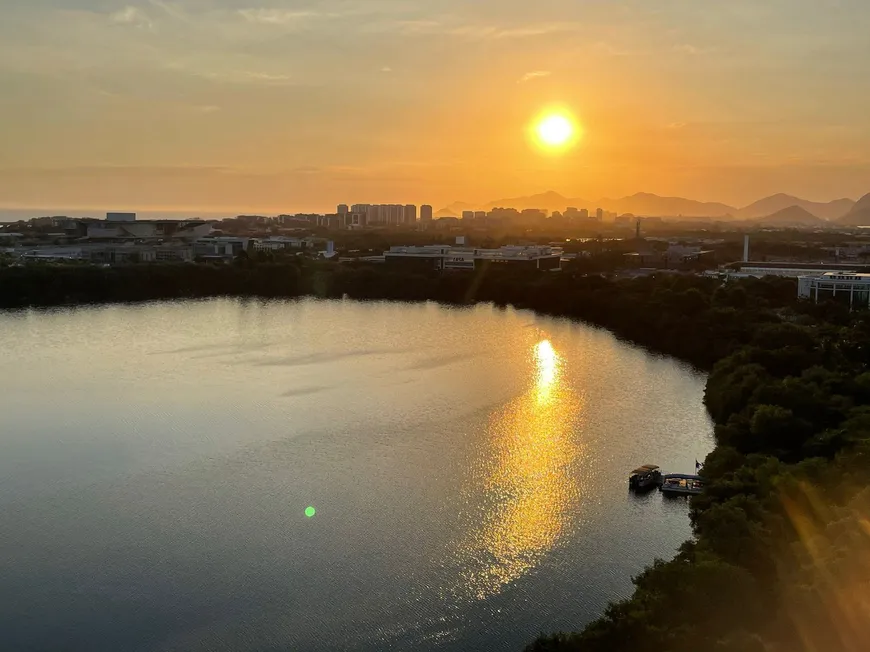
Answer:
[[0, 298, 714, 652]]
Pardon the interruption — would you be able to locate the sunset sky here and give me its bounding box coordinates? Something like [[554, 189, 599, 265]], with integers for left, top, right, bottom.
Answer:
[[2, 0, 869, 213]]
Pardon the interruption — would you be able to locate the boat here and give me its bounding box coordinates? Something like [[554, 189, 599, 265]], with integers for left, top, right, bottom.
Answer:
[[628, 464, 662, 491], [660, 473, 705, 496]]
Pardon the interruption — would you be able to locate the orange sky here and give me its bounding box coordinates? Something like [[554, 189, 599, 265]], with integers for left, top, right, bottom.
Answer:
[[1, 0, 869, 213]]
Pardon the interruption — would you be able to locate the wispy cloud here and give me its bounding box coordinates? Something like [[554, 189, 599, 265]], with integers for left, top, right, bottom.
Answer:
[[237, 9, 319, 26], [110, 6, 153, 29], [518, 70, 551, 83], [242, 71, 293, 83], [392, 20, 443, 34], [673, 44, 712, 56], [447, 22, 582, 40], [371, 19, 585, 41], [380, 66, 393, 73], [161, 61, 294, 85]]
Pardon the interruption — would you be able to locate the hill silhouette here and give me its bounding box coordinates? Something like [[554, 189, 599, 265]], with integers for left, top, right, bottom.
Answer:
[[438, 191, 735, 218], [605, 192, 734, 217], [437, 191, 860, 220], [736, 193, 853, 220], [838, 192, 870, 226], [752, 205, 827, 227]]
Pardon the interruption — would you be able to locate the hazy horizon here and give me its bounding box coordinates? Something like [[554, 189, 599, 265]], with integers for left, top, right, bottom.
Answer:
[[2, 0, 870, 212], [0, 187, 864, 222]]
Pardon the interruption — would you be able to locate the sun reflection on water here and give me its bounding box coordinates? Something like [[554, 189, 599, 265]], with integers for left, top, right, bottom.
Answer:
[[453, 339, 582, 600], [534, 340, 558, 404]]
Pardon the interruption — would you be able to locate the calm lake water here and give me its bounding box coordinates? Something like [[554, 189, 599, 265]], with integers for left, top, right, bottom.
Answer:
[[0, 299, 713, 652]]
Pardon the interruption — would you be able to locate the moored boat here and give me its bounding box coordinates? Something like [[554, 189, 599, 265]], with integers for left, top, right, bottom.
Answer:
[[629, 464, 662, 491], [660, 473, 704, 496]]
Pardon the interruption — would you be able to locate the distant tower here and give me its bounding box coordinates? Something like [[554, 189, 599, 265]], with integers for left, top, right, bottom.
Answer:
[[420, 205, 433, 221], [636, 218, 641, 239], [743, 235, 750, 263], [596, 208, 604, 221], [337, 204, 349, 215]]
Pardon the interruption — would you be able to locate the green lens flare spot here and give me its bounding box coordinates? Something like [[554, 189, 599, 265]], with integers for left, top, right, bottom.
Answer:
[[305, 506, 316, 518]]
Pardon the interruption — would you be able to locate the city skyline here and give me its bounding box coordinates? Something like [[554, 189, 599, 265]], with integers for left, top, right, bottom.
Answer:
[[2, 0, 870, 212]]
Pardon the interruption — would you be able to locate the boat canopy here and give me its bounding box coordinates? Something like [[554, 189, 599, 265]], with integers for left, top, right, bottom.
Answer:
[[663, 474, 703, 481], [631, 465, 661, 475]]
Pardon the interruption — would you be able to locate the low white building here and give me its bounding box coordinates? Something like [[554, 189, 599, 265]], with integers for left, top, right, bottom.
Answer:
[[384, 244, 562, 271], [719, 262, 870, 279], [194, 237, 250, 257], [252, 237, 307, 252], [798, 272, 870, 308], [87, 220, 213, 240]]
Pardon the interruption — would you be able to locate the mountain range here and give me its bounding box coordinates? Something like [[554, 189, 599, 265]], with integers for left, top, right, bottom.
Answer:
[[436, 191, 862, 222], [735, 194, 855, 220]]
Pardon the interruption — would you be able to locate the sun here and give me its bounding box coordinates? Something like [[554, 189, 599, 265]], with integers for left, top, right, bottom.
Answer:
[[530, 110, 581, 152], [538, 115, 573, 146]]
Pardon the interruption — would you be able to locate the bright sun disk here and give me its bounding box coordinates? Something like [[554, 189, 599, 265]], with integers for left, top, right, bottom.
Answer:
[[536, 114, 575, 147]]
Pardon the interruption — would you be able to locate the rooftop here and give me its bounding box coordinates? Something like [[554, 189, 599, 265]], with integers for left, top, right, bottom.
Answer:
[[739, 261, 870, 271], [806, 272, 870, 280], [386, 244, 560, 260]]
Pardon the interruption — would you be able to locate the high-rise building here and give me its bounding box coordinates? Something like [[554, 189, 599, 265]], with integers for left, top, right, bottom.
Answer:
[[337, 204, 349, 215], [351, 203, 369, 214], [420, 205, 433, 221], [367, 205, 380, 225], [474, 211, 486, 220], [404, 204, 417, 224], [462, 210, 474, 221], [580, 209, 589, 219], [596, 208, 604, 221], [345, 212, 366, 228], [389, 204, 403, 225]]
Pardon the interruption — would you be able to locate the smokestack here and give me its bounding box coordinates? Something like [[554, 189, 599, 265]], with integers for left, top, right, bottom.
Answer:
[[636, 218, 641, 240], [743, 235, 750, 263]]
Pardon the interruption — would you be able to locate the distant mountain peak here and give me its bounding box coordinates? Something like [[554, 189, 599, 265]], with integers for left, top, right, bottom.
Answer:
[[757, 205, 824, 226], [852, 192, 870, 211], [838, 192, 870, 225], [737, 194, 853, 220]]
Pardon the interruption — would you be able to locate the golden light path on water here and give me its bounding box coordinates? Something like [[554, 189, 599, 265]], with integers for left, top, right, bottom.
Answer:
[[453, 339, 583, 601]]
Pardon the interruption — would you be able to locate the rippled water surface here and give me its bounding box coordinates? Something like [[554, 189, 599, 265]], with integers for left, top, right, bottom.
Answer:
[[0, 299, 714, 651]]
